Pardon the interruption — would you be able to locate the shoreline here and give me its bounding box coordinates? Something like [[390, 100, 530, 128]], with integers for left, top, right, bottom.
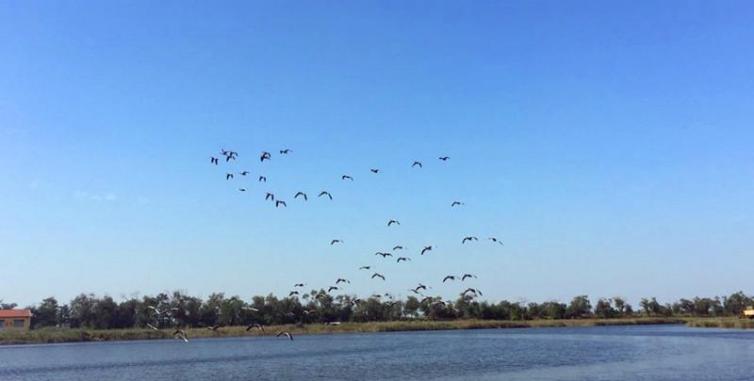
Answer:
[[0, 317, 711, 345]]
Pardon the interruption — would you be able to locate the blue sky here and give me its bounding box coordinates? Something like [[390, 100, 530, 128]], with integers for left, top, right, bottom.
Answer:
[[1, 1, 753, 307]]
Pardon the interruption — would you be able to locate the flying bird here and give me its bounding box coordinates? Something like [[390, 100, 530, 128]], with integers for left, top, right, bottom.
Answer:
[[371, 273, 386, 280], [258, 176, 267, 182], [462, 288, 483, 297], [289, 291, 300, 297], [328, 286, 339, 292], [438, 156, 450, 161], [276, 331, 294, 341], [330, 239, 343, 245], [387, 220, 400, 227], [342, 175, 353, 181], [370, 168, 380, 174], [238, 188, 247, 192], [359, 266, 371, 270], [318, 191, 333, 200], [462, 236, 479, 244], [279, 149, 291, 154], [396, 257, 411, 263], [375, 252, 392, 258], [207, 325, 221, 331], [294, 192, 308, 201], [415, 284, 428, 291], [293, 283, 305, 287], [275, 200, 287, 208], [146, 323, 159, 331], [392, 245, 404, 251], [226, 173, 234, 180], [265, 192, 275, 201], [443, 275, 457, 282], [489, 237, 504, 245], [173, 329, 189, 343], [335, 278, 350, 284], [461, 273, 477, 281], [451, 201, 464, 207], [421, 246, 433, 255], [210, 157, 219, 165], [240, 171, 250, 176], [246, 323, 264, 332], [412, 161, 423, 168], [260, 152, 272, 162]]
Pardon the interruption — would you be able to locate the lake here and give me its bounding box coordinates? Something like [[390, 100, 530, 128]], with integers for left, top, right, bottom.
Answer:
[[1, 325, 752, 380]]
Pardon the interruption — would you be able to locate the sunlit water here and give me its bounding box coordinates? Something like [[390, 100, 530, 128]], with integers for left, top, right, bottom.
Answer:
[[1, 325, 753, 380]]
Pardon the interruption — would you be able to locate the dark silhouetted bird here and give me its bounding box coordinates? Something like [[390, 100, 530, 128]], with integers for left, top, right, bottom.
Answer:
[[461, 274, 477, 281], [295, 192, 308, 201], [328, 286, 339, 292], [370, 168, 380, 173], [421, 246, 433, 255], [226, 173, 234, 180], [462, 236, 479, 244], [335, 278, 350, 284], [412, 161, 423, 168], [293, 283, 305, 287], [279, 149, 291, 154], [238, 188, 247, 192], [210, 157, 219, 165], [396, 257, 410, 263], [258, 176, 267, 182], [371, 273, 385, 280], [393, 245, 404, 251], [276, 331, 294, 340], [387, 219, 400, 226], [240, 171, 250, 176], [275, 200, 287, 208], [289, 291, 299, 297], [462, 288, 483, 297], [443, 275, 457, 282], [342, 175, 353, 181], [318, 191, 333, 200], [451, 201, 464, 207], [260, 152, 271, 162], [330, 239, 343, 245], [489, 237, 504, 245], [438, 156, 450, 161], [359, 266, 371, 270], [375, 252, 392, 258], [415, 284, 428, 291], [265, 192, 275, 201]]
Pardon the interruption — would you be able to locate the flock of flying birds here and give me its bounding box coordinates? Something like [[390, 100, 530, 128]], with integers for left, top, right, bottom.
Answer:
[[166, 147, 506, 342]]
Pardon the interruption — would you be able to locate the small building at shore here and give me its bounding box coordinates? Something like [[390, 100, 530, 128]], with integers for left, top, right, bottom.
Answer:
[[0, 309, 33, 330]]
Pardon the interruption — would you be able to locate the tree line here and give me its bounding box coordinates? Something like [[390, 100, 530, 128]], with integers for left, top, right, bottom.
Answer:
[[2, 291, 752, 330]]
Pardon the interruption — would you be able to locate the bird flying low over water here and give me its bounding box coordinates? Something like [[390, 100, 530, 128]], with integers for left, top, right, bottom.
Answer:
[[330, 239, 343, 245], [489, 237, 504, 245], [396, 257, 410, 263], [279, 149, 291, 154], [421, 246, 433, 255], [173, 329, 189, 343], [226, 173, 234, 180], [260, 151, 272, 162], [372, 273, 386, 280], [258, 176, 267, 182], [375, 252, 392, 258], [462, 236, 479, 244], [412, 161, 423, 168], [370, 168, 380, 173], [451, 201, 464, 207], [342, 175, 353, 181], [210, 157, 219, 165], [443, 275, 457, 282], [295, 192, 308, 201], [438, 156, 450, 161], [461, 273, 477, 281], [359, 266, 371, 270], [387, 219, 400, 226], [246, 323, 264, 332], [275, 200, 287, 208], [335, 278, 350, 284], [265, 192, 275, 201], [276, 331, 294, 341], [318, 191, 333, 200]]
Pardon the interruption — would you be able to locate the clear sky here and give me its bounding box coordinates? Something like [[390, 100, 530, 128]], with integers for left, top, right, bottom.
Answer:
[[2, 1, 753, 307]]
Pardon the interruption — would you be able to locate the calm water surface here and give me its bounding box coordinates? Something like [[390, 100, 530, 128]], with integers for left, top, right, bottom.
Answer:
[[1, 325, 753, 380]]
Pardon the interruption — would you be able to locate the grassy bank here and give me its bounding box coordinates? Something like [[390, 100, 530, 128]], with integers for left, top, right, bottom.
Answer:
[[685, 317, 754, 329], [0, 317, 690, 345]]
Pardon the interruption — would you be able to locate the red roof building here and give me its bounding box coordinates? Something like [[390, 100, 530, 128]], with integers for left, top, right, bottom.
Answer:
[[0, 309, 32, 330]]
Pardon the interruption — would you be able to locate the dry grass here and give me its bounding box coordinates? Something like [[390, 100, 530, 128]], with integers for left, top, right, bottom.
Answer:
[[0, 317, 695, 345]]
